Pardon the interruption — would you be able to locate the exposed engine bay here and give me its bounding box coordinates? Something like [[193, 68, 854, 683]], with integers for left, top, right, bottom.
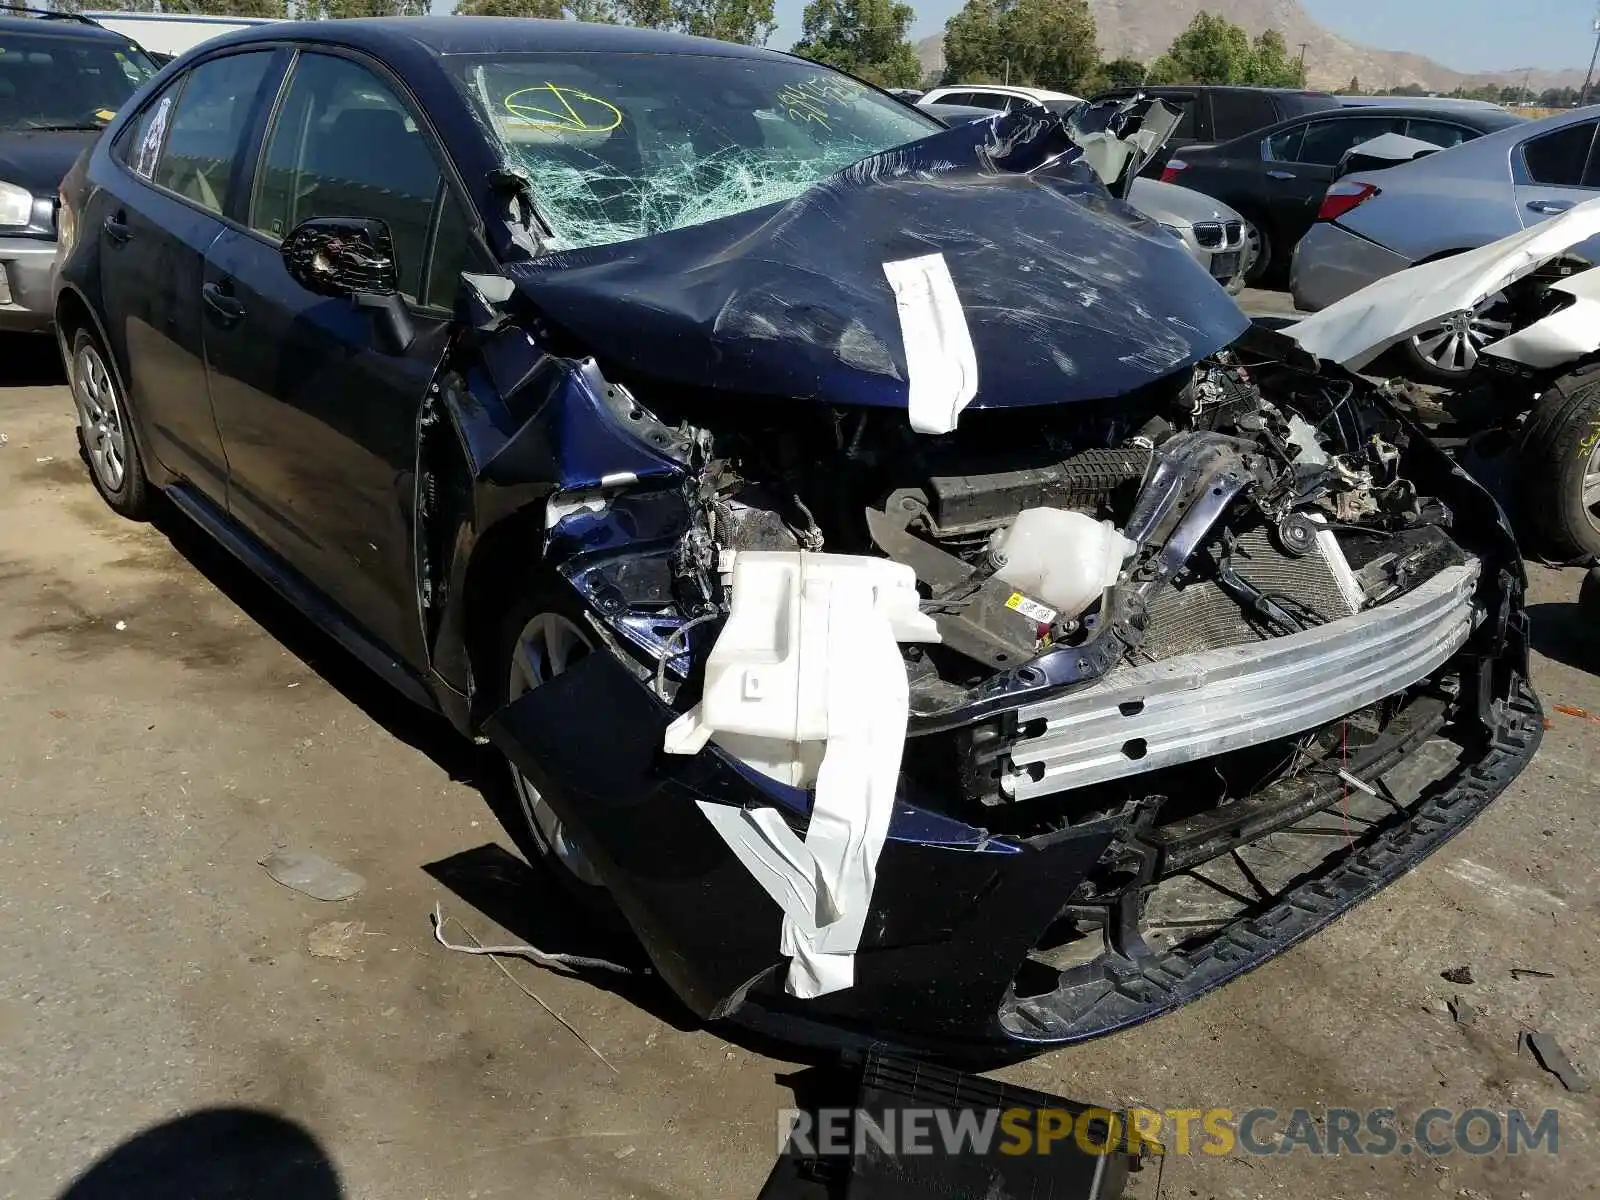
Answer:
[[580, 323, 1477, 807]]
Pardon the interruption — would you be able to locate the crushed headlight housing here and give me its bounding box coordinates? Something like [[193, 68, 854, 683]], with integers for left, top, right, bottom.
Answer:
[[0, 181, 33, 228]]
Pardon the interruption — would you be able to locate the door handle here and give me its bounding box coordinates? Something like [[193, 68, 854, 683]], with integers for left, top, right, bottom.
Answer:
[[1528, 199, 1574, 215], [1266, 169, 1297, 180], [103, 212, 131, 244], [202, 280, 245, 324]]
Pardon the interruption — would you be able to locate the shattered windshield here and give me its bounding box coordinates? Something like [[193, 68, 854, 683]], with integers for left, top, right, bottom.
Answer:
[[445, 51, 940, 252]]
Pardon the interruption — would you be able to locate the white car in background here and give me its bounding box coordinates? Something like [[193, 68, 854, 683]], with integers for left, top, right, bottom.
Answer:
[[919, 83, 1084, 114]]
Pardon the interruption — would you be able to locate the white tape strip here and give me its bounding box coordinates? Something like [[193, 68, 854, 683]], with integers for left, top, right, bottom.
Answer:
[[882, 253, 980, 435]]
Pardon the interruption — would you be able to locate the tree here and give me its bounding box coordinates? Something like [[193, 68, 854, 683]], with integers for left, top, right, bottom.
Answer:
[[1339, 75, 1362, 95], [1382, 82, 1427, 97], [791, 0, 922, 88], [941, 0, 1006, 83], [301, 0, 427, 15], [1244, 29, 1303, 87], [1147, 12, 1251, 85], [453, 0, 565, 14], [673, 0, 775, 44], [1098, 57, 1146, 88], [939, 0, 1096, 91], [1001, 0, 1096, 93]]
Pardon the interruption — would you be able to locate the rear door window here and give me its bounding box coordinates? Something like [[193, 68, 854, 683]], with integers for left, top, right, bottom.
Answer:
[[964, 90, 1020, 111], [1263, 123, 1305, 162], [1521, 121, 1599, 187], [251, 51, 444, 300], [151, 52, 275, 215], [1210, 91, 1277, 140], [1404, 118, 1479, 150], [114, 81, 179, 180], [1295, 116, 1407, 166]]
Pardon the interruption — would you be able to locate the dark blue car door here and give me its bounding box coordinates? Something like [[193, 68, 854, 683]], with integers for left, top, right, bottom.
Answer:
[[201, 49, 473, 669], [96, 49, 280, 501]]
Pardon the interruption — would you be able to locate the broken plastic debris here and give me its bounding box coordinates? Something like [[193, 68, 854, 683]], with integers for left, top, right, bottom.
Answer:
[[882, 253, 979, 435], [1440, 964, 1474, 985], [307, 919, 366, 960], [260, 849, 365, 901], [1526, 1032, 1590, 1093], [114, 620, 127, 632], [665, 552, 938, 997]]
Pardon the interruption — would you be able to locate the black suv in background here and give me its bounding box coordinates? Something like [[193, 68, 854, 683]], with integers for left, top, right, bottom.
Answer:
[[1090, 84, 1339, 175], [0, 6, 156, 332]]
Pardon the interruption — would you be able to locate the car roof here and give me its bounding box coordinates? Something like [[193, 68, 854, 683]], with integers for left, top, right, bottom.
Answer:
[[930, 83, 1076, 100], [199, 14, 792, 62], [0, 11, 138, 41], [1099, 84, 1336, 99]]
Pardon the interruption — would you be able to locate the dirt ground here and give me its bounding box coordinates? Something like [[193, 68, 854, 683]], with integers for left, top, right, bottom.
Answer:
[[2, 329, 1598, 1200]]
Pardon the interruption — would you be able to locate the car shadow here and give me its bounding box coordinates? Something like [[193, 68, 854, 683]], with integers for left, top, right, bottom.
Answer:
[[56, 1107, 341, 1199], [1527, 600, 1600, 674], [0, 333, 67, 388], [145, 498, 828, 1059], [146, 498, 483, 785]]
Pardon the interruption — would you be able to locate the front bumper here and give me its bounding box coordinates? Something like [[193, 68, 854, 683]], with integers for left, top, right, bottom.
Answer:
[[1174, 219, 1246, 292], [0, 235, 57, 332], [1291, 222, 1411, 313], [1005, 562, 1477, 798], [488, 608, 1540, 1057]]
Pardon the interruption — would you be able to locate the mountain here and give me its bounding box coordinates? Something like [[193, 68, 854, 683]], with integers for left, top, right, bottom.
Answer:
[[915, 0, 1589, 94]]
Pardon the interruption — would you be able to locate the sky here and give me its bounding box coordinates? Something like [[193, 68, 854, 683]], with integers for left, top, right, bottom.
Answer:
[[763, 0, 1597, 73]]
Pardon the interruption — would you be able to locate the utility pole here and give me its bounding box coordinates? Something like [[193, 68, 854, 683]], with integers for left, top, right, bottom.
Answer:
[[1297, 42, 1309, 86], [1522, 68, 1531, 107], [1581, 3, 1600, 106]]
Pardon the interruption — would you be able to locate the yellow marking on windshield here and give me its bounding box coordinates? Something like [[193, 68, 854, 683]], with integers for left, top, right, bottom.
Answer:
[[503, 84, 622, 134]]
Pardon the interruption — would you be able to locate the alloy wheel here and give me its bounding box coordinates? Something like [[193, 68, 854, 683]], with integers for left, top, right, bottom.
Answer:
[[72, 342, 126, 493], [505, 611, 602, 886], [1583, 439, 1600, 538], [1409, 294, 1514, 375]]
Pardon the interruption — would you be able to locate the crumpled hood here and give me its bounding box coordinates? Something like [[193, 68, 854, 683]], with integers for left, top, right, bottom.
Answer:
[[503, 110, 1248, 415]]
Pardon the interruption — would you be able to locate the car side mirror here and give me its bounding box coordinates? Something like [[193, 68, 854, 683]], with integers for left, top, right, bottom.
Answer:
[[280, 216, 413, 354]]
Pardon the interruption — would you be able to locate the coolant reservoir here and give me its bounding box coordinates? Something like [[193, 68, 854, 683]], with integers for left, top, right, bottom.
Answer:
[[990, 508, 1135, 620]]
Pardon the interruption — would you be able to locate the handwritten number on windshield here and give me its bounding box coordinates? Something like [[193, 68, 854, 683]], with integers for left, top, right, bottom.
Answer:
[[777, 76, 855, 131]]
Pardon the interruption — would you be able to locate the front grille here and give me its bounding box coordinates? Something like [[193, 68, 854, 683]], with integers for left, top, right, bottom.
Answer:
[[1193, 221, 1224, 249], [1224, 220, 1243, 247]]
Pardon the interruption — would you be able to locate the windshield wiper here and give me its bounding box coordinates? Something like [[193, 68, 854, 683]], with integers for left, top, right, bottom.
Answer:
[[16, 121, 104, 132]]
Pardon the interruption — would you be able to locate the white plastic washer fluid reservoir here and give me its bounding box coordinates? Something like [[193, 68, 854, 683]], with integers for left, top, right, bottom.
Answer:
[[991, 508, 1135, 619]]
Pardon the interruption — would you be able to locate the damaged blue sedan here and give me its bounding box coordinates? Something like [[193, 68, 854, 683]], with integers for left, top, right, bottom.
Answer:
[[55, 17, 1542, 1056]]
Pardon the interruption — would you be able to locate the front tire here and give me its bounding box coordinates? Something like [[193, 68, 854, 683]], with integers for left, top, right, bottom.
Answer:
[[69, 328, 150, 519], [1519, 365, 1600, 561], [1240, 216, 1272, 287], [490, 579, 619, 913]]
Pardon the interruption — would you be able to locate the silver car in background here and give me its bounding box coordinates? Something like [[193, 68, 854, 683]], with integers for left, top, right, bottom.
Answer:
[[1292, 107, 1600, 381], [1129, 177, 1249, 293], [922, 102, 1248, 292]]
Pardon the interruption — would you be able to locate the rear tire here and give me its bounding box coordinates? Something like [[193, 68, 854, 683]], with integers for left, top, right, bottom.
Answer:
[[1518, 364, 1600, 561], [69, 328, 150, 519]]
